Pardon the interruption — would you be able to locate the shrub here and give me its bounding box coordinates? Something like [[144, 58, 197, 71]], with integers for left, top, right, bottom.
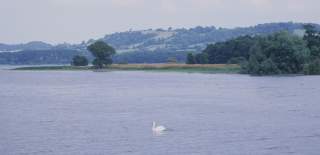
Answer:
[[186, 53, 196, 64], [71, 55, 89, 66]]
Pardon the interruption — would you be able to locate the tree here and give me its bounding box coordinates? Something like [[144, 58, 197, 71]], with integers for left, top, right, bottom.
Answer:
[[87, 41, 116, 68], [186, 53, 195, 64], [71, 55, 88, 66], [195, 53, 209, 64], [203, 35, 256, 64], [302, 24, 320, 75], [303, 24, 320, 58], [245, 31, 310, 75]]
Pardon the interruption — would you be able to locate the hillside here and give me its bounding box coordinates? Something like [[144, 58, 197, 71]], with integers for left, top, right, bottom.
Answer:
[[103, 22, 308, 54], [0, 22, 319, 64]]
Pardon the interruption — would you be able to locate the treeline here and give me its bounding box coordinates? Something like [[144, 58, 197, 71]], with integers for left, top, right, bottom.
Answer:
[[190, 24, 320, 75], [0, 49, 90, 65], [0, 46, 191, 65]]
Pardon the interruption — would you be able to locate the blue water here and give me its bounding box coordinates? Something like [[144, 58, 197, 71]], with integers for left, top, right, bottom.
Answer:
[[1, 70, 320, 154]]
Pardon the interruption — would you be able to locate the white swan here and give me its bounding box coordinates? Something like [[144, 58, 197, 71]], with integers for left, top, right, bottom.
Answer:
[[152, 121, 166, 133]]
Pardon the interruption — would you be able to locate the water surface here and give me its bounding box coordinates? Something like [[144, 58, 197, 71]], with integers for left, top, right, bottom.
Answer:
[[1, 70, 320, 154]]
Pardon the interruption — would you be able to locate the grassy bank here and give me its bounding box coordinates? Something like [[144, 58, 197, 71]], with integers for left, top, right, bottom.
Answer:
[[13, 64, 241, 73]]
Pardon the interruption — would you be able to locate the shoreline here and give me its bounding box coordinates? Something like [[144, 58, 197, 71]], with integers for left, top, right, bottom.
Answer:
[[11, 64, 241, 74]]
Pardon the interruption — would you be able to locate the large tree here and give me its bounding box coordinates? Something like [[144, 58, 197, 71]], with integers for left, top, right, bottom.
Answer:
[[245, 31, 310, 75], [87, 41, 116, 68]]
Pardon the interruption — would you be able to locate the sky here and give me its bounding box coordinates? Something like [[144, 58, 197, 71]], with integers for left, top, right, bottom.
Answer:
[[0, 0, 319, 44]]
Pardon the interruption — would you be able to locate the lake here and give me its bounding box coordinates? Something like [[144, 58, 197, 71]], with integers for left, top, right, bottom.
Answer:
[[1, 69, 320, 154]]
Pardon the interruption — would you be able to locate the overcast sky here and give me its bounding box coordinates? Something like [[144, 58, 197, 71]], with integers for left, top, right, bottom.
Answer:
[[1, 0, 319, 44]]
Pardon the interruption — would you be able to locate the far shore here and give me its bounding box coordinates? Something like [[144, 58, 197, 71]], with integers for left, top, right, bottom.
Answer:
[[12, 64, 241, 74]]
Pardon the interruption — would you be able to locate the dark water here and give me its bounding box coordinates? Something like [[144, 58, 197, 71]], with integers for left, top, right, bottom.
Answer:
[[1, 70, 320, 155]]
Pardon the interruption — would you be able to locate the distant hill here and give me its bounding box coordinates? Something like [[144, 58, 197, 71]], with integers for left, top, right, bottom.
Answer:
[[0, 22, 319, 64], [0, 41, 52, 52], [0, 49, 90, 65], [103, 22, 313, 54]]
